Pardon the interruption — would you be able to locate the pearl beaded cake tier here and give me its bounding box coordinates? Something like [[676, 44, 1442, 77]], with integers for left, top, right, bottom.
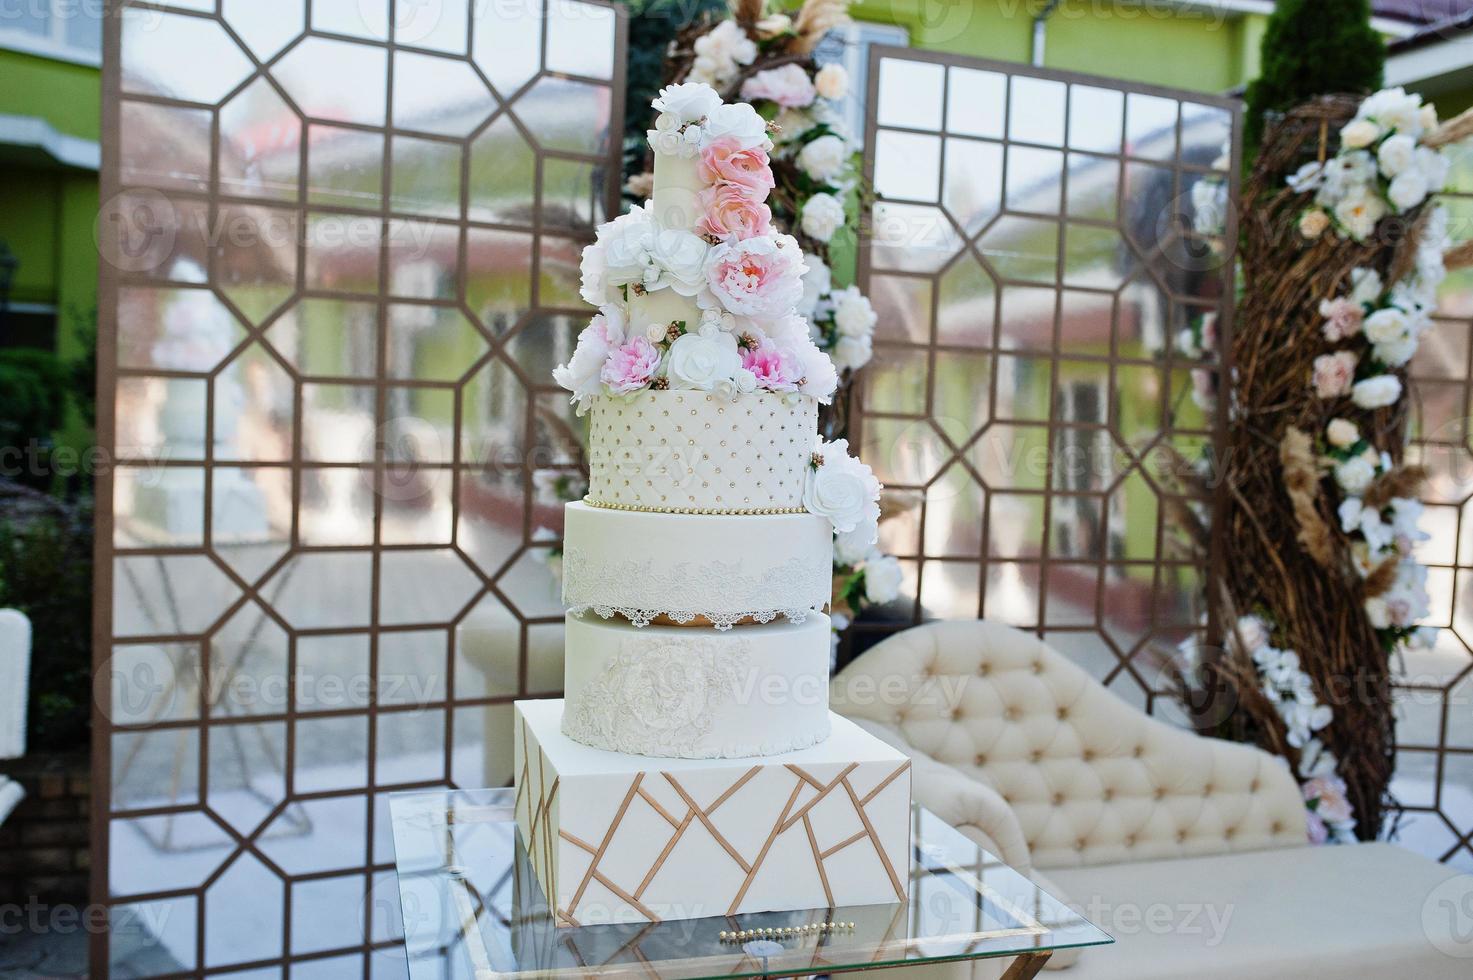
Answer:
[[585, 390, 817, 514], [561, 613, 832, 760], [561, 501, 832, 629]]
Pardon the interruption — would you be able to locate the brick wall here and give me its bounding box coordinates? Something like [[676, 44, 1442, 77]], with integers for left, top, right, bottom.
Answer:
[[0, 751, 90, 904]]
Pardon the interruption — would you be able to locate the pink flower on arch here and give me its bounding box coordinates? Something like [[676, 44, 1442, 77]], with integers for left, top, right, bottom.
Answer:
[[740, 64, 817, 108], [1319, 297, 1364, 342], [698, 137, 774, 201], [1311, 351, 1358, 399]]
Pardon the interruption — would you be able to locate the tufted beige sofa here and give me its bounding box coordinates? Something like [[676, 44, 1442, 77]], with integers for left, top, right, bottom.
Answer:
[[833, 619, 1471, 979]]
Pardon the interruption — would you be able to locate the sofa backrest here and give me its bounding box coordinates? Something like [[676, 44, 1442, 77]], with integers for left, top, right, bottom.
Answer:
[[832, 619, 1308, 869]]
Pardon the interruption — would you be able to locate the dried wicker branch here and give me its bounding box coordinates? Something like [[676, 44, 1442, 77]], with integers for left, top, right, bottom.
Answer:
[[1444, 239, 1473, 272], [1423, 105, 1473, 149], [728, 0, 765, 27]]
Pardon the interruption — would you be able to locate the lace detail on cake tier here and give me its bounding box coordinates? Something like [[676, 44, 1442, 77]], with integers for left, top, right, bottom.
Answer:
[[562, 637, 749, 758], [562, 547, 828, 631]]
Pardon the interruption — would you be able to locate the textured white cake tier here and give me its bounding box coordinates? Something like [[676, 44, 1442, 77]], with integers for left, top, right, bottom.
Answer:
[[650, 149, 703, 234], [562, 501, 832, 629], [561, 613, 832, 759], [585, 390, 817, 514]]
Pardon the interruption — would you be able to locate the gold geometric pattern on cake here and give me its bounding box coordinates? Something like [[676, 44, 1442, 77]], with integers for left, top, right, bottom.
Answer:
[[516, 716, 911, 926]]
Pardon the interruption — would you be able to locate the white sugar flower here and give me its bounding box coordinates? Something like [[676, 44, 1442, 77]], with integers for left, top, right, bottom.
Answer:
[[793, 335, 839, 401], [801, 192, 846, 243], [798, 134, 848, 183], [652, 82, 722, 124], [804, 437, 882, 537], [1351, 374, 1403, 409], [553, 307, 627, 411], [645, 228, 710, 296], [665, 323, 743, 391], [834, 525, 872, 566], [703, 101, 769, 151]]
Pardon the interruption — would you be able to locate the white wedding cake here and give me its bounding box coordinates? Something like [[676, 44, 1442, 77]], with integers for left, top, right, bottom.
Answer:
[[513, 83, 911, 927]]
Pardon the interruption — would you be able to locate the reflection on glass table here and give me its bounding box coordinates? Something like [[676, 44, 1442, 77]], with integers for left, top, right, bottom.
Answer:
[[390, 788, 1110, 979]]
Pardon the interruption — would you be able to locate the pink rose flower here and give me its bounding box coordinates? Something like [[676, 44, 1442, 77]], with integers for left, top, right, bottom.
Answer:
[[599, 335, 661, 394], [1319, 297, 1363, 342], [1311, 351, 1358, 399], [739, 63, 816, 108], [697, 183, 773, 241], [1303, 775, 1354, 825], [698, 137, 774, 201], [742, 340, 802, 392], [704, 235, 807, 319]]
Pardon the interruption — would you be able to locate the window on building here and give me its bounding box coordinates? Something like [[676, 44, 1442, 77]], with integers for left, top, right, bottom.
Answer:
[[0, 0, 104, 65]]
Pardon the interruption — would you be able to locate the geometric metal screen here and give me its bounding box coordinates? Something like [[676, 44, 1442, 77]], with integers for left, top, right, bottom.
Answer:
[[94, 1, 625, 974], [852, 47, 1238, 723], [1401, 140, 1473, 871]]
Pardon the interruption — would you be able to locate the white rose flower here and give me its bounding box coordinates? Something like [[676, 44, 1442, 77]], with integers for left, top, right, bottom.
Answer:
[[594, 205, 658, 292], [801, 192, 846, 242], [862, 553, 903, 604], [798, 134, 848, 183], [1351, 374, 1403, 409], [654, 112, 678, 132], [1287, 161, 1325, 193], [647, 127, 682, 156], [652, 82, 722, 124], [1340, 118, 1380, 149], [814, 63, 849, 101], [646, 228, 710, 296], [1374, 336, 1418, 368], [1350, 267, 1383, 306], [754, 12, 791, 38], [1421, 103, 1440, 131], [1338, 497, 1364, 534], [665, 324, 743, 391], [831, 286, 877, 338], [804, 438, 881, 535], [713, 366, 759, 401], [703, 101, 769, 150], [833, 333, 873, 372], [1377, 134, 1416, 177], [1299, 209, 1330, 239], [1388, 169, 1430, 211], [644, 320, 669, 343], [1364, 307, 1411, 344], [1334, 186, 1387, 240], [1326, 418, 1360, 448], [798, 252, 832, 317], [1334, 456, 1377, 495]]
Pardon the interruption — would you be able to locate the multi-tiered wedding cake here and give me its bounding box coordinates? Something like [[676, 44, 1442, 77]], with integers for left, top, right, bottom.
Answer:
[[513, 83, 911, 927]]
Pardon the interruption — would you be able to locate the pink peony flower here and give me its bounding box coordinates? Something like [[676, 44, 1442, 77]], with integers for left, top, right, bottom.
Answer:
[[742, 340, 802, 392], [1303, 775, 1354, 825], [1311, 351, 1358, 399], [1319, 297, 1364, 342], [599, 335, 661, 394], [739, 63, 816, 108], [704, 235, 807, 319], [697, 183, 773, 241], [698, 137, 774, 200]]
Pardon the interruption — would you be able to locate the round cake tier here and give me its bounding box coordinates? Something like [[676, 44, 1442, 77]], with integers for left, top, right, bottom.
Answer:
[[561, 613, 832, 759], [562, 501, 832, 629], [585, 390, 817, 514]]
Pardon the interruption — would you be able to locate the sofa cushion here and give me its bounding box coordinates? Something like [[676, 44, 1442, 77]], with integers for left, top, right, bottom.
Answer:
[[1046, 843, 1471, 978]]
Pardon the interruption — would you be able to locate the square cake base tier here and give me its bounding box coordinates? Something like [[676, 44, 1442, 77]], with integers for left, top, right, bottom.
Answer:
[[513, 699, 912, 927]]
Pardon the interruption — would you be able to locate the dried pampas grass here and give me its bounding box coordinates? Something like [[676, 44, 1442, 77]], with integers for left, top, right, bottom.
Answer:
[[792, 0, 850, 53], [1280, 427, 1335, 567]]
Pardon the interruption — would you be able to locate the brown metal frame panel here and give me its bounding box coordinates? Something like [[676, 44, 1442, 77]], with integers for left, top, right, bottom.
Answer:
[[93, 1, 629, 975], [852, 45, 1240, 710]]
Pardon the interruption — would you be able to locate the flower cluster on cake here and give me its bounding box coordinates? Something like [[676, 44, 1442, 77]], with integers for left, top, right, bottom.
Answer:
[[555, 81, 879, 545]]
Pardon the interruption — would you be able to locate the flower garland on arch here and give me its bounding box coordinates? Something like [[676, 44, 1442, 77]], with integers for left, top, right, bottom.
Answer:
[[1179, 87, 1473, 845]]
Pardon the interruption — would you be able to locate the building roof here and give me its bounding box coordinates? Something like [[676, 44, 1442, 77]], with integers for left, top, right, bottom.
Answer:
[[1374, 0, 1473, 25]]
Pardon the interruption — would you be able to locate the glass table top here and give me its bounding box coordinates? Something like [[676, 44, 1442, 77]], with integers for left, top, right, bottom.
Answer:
[[390, 788, 1111, 979]]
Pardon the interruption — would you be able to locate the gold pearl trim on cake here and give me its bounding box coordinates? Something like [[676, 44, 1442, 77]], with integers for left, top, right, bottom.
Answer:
[[582, 495, 808, 516]]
